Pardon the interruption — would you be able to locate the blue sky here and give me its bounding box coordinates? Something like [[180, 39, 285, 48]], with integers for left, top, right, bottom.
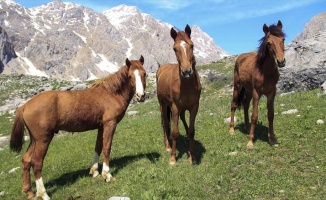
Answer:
[[15, 0, 326, 55]]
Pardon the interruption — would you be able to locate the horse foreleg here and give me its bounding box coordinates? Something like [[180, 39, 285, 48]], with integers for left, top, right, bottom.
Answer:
[[32, 138, 53, 200], [188, 105, 199, 164], [22, 142, 35, 199], [102, 121, 117, 182], [267, 91, 278, 146], [90, 127, 103, 177], [169, 105, 180, 165], [248, 91, 259, 149]]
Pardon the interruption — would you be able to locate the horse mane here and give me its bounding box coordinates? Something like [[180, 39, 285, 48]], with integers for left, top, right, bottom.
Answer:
[[256, 24, 286, 67], [91, 66, 129, 93]]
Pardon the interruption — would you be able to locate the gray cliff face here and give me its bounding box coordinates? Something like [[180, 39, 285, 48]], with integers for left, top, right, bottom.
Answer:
[[0, 0, 229, 80], [278, 12, 326, 93], [0, 26, 16, 72]]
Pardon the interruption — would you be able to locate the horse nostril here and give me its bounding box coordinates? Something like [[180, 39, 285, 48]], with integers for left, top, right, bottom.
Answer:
[[277, 58, 286, 67]]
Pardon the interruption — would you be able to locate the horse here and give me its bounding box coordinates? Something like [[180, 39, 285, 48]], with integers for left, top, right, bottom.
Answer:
[[229, 20, 286, 148], [10, 56, 146, 199], [156, 25, 202, 165]]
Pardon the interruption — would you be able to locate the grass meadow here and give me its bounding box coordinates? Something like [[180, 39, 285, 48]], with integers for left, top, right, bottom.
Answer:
[[0, 62, 325, 199]]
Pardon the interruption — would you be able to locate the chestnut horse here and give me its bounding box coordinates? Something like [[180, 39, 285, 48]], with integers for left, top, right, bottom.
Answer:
[[229, 20, 286, 148], [156, 25, 201, 165], [10, 56, 146, 199]]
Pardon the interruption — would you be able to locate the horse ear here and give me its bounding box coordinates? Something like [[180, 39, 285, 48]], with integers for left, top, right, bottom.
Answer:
[[263, 24, 269, 35], [139, 55, 144, 65], [126, 58, 131, 68], [170, 27, 177, 40], [277, 20, 283, 29], [185, 24, 191, 38]]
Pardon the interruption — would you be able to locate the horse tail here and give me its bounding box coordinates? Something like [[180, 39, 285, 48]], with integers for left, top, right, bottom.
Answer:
[[236, 87, 246, 109], [10, 106, 26, 153]]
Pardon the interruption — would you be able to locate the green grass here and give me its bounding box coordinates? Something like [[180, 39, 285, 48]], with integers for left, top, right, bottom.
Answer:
[[0, 62, 325, 199]]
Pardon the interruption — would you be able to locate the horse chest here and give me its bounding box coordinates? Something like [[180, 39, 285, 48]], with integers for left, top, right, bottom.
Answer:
[[254, 73, 279, 94]]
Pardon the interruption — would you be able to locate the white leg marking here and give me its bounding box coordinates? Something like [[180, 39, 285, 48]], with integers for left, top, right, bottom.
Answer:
[[89, 152, 99, 177], [36, 177, 50, 200], [102, 162, 113, 182], [134, 70, 144, 97], [180, 40, 187, 57]]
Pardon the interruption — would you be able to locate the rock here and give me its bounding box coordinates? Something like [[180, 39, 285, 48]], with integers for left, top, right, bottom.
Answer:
[[316, 119, 324, 125], [281, 109, 298, 115], [224, 117, 236, 124], [8, 167, 20, 173], [127, 111, 139, 116]]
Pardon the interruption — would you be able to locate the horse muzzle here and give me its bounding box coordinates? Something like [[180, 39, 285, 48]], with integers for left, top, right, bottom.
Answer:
[[180, 68, 193, 79], [135, 93, 146, 102], [277, 58, 286, 68]]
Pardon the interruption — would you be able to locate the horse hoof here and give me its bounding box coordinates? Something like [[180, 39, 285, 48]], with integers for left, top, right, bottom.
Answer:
[[270, 142, 279, 147], [92, 171, 99, 178], [169, 158, 176, 165], [26, 191, 35, 200], [229, 128, 235, 135], [246, 142, 254, 149], [189, 158, 197, 165], [269, 139, 279, 147], [102, 173, 113, 182], [165, 147, 171, 152]]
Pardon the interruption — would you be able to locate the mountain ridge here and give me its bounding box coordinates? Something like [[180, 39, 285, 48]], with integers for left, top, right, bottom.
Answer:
[[0, 0, 229, 81]]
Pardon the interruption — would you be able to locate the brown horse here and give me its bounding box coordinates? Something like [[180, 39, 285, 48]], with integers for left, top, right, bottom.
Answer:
[[10, 56, 146, 199], [229, 20, 286, 148], [156, 25, 201, 165]]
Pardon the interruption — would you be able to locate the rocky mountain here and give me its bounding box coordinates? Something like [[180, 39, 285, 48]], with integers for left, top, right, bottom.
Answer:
[[0, 0, 229, 81], [278, 12, 326, 93], [0, 26, 16, 72]]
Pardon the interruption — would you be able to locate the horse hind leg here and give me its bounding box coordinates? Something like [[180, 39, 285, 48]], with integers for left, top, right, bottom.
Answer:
[[89, 127, 103, 177], [180, 110, 189, 136], [229, 84, 244, 135], [243, 92, 252, 133], [160, 103, 172, 152], [31, 136, 53, 200], [22, 142, 36, 199]]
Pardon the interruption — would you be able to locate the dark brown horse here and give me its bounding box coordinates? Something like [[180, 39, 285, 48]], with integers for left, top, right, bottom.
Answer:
[[10, 56, 146, 199], [229, 20, 286, 148], [156, 25, 201, 165]]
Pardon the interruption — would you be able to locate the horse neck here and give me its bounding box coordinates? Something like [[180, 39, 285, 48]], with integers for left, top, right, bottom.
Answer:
[[118, 81, 135, 106], [259, 54, 279, 76], [179, 66, 201, 88]]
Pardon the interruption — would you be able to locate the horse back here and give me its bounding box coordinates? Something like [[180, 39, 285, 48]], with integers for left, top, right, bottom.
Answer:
[[21, 89, 112, 133]]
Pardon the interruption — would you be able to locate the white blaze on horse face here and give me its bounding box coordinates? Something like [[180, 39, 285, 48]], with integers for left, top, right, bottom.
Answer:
[[36, 177, 50, 200], [180, 40, 187, 57], [134, 70, 144, 96]]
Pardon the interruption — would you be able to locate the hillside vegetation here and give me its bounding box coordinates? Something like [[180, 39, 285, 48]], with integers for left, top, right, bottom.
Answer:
[[0, 59, 325, 199]]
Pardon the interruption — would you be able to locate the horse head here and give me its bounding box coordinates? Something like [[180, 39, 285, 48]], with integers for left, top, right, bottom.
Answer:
[[170, 24, 195, 78], [126, 55, 146, 102], [262, 20, 286, 68]]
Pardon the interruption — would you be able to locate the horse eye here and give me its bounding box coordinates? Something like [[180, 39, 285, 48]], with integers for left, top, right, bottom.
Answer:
[[144, 73, 147, 78], [173, 47, 177, 52]]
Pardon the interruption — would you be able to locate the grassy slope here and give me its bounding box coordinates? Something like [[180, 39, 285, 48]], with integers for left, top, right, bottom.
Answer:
[[0, 61, 325, 199]]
